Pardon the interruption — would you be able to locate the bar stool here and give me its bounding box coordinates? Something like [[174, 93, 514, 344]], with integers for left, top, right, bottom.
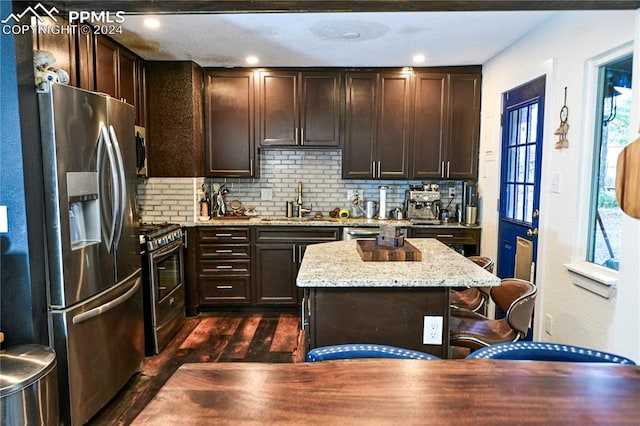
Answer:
[[466, 341, 636, 364], [450, 256, 494, 314], [306, 344, 440, 362], [450, 278, 537, 351]]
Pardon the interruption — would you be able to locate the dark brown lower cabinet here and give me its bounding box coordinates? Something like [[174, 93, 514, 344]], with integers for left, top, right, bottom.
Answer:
[[253, 227, 340, 306], [253, 243, 299, 305], [410, 227, 481, 256], [197, 227, 251, 306]]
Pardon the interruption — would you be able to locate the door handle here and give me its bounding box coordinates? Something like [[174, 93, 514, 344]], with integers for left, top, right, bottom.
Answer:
[[72, 275, 141, 324], [300, 127, 305, 145], [109, 125, 127, 250], [527, 228, 538, 237], [533, 209, 540, 218]]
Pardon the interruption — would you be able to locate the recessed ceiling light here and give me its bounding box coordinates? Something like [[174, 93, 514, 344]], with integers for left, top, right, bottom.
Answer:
[[340, 32, 360, 40], [413, 54, 426, 64], [246, 56, 259, 65], [143, 18, 160, 29]]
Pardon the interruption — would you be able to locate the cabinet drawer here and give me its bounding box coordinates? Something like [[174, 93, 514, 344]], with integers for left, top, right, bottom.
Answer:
[[198, 259, 250, 275], [198, 227, 250, 242], [411, 227, 480, 245], [199, 276, 250, 305], [254, 226, 340, 242], [199, 243, 250, 259]]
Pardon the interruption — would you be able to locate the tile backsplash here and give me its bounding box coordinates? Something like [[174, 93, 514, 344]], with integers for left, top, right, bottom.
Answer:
[[137, 149, 465, 225]]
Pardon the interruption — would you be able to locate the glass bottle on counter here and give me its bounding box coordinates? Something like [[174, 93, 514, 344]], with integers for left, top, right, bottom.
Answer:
[[199, 188, 211, 219]]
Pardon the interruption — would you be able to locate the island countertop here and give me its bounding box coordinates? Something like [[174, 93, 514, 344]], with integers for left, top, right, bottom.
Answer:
[[296, 238, 500, 288]]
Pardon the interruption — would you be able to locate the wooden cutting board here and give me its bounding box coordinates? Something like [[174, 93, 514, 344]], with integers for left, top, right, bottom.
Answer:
[[616, 136, 640, 219], [210, 215, 251, 220], [356, 240, 422, 261]]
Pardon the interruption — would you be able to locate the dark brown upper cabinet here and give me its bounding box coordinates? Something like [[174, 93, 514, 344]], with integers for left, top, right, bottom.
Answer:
[[204, 70, 257, 177], [33, 16, 78, 87], [94, 36, 119, 98], [257, 70, 341, 148], [94, 36, 143, 125], [343, 71, 412, 179], [411, 69, 481, 179], [146, 61, 204, 177]]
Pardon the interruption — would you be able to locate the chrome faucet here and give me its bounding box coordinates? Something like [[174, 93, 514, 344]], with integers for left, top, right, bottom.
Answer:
[[297, 181, 312, 217]]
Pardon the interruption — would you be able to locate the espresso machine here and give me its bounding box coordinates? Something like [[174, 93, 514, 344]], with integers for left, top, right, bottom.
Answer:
[[405, 184, 442, 224]]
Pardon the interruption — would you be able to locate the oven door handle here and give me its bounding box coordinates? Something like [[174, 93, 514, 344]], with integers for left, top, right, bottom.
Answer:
[[72, 275, 141, 324], [151, 239, 183, 259]]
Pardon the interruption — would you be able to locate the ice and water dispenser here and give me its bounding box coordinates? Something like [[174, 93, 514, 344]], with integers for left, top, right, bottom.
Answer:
[[67, 172, 101, 250]]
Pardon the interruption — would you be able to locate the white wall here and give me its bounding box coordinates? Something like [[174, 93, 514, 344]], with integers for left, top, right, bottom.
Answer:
[[479, 10, 639, 361]]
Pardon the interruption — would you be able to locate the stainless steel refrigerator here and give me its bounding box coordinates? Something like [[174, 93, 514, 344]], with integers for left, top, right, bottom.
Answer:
[[38, 83, 143, 425]]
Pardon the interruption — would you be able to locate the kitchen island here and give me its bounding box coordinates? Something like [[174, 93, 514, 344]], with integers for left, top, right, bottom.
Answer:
[[297, 238, 500, 358]]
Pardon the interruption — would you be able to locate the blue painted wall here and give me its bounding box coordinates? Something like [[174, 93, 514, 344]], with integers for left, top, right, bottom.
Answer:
[[1, 0, 39, 345]]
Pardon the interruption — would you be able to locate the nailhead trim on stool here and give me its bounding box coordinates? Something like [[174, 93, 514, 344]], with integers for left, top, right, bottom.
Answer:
[[306, 344, 440, 362], [466, 341, 636, 364]]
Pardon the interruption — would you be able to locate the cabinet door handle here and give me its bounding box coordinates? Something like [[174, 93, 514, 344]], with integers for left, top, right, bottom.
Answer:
[[377, 161, 381, 178], [215, 233, 232, 237], [436, 234, 454, 238], [217, 285, 233, 290], [447, 161, 450, 178], [298, 245, 303, 263], [216, 249, 233, 253], [372, 161, 376, 179], [216, 265, 233, 269], [250, 158, 254, 175], [295, 127, 299, 145], [300, 128, 304, 146], [292, 245, 296, 263], [441, 161, 445, 178]]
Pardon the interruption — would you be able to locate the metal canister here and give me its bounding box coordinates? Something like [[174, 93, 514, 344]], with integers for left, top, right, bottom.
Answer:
[[0, 344, 59, 425]]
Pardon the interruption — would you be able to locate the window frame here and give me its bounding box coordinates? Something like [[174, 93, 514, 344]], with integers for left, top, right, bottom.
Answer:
[[566, 42, 633, 292], [586, 52, 633, 270]]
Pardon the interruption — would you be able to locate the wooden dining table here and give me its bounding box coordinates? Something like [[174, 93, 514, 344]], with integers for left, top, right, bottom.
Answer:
[[132, 359, 640, 425]]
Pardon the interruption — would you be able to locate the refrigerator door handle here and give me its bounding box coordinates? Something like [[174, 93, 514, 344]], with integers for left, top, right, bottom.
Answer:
[[98, 125, 120, 252], [109, 125, 127, 250], [72, 274, 141, 324]]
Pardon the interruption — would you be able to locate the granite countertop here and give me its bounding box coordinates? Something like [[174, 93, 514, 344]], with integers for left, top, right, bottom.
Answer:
[[194, 216, 480, 229], [296, 239, 500, 288]]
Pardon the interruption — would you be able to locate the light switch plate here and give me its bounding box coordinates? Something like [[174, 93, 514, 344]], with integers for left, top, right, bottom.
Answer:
[[0, 206, 7, 233], [550, 172, 561, 193], [423, 316, 443, 345]]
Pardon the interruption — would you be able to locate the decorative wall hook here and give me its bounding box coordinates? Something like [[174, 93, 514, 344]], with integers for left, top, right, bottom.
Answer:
[[555, 87, 569, 149]]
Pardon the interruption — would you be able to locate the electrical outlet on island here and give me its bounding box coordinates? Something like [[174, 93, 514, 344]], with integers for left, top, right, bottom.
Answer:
[[423, 316, 443, 345]]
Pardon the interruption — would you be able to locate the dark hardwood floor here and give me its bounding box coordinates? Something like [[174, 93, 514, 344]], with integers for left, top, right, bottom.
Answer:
[[89, 312, 301, 425]]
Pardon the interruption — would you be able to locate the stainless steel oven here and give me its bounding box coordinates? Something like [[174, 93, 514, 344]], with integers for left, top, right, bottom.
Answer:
[[140, 223, 185, 355]]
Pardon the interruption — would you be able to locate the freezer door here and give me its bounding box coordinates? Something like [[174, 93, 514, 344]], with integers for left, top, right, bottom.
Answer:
[[50, 270, 143, 426], [107, 97, 141, 281], [39, 83, 116, 307]]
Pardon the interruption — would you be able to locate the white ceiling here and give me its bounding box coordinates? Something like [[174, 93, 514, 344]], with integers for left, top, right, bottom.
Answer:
[[111, 11, 555, 67]]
